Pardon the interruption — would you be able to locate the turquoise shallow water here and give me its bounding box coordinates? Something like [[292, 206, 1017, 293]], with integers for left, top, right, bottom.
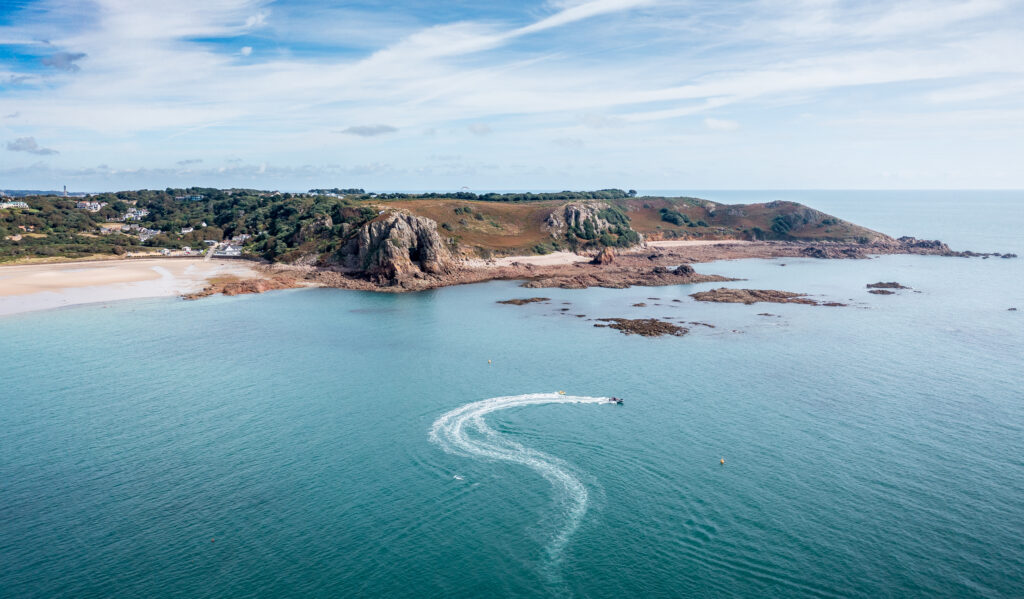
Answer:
[[1, 192, 1023, 598]]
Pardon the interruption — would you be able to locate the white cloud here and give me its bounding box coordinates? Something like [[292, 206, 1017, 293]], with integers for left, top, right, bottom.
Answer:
[[0, 0, 1021, 188], [6, 136, 58, 155], [704, 117, 739, 131]]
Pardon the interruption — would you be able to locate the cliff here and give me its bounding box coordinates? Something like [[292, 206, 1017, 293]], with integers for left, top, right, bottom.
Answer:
[[337, 210, 454, 285]]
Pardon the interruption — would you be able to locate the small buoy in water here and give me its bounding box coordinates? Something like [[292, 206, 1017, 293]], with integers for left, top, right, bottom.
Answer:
[[558, 390, 566, 395], [720, 458, 725, 465], [211, 538, 215, 542], [488, 359, 491, 364]]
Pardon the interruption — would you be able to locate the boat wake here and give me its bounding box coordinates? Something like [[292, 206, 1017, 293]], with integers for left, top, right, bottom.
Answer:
[[429, 393, 610, 570]]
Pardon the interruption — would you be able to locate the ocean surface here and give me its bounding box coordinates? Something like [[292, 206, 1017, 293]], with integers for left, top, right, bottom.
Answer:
[[1, 191, 1022, 598]]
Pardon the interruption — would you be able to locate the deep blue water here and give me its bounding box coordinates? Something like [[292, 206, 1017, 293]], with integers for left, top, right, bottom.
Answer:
[[1, 191, 1022, 598]]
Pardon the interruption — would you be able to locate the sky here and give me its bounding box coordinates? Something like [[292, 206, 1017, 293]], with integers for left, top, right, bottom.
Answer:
[[1, 0, 1023, 192]]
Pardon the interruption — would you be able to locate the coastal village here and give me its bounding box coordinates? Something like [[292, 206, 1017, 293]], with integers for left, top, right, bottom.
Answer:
[[2, 189, 247, 257]]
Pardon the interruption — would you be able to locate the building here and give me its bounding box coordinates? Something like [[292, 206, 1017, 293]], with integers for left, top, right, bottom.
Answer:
[[174, 195, 204, 202], [124, 208, 149, 220], [75, 201, 107, 212], [181, 227, 194, 234], [215, 245, 243, 257], [0, 200, 29, 209]]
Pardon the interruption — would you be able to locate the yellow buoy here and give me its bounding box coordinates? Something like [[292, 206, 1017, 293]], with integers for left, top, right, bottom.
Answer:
[[488, 359, 492, 364], [720, 458, 725, 465], [558, 390, 566, 395]]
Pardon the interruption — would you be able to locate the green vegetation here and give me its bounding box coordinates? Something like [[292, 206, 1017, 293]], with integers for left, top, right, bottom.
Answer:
[[659, 207, 690, 226], [0, 187, 382, 263], [372, 189, 633, 202], [1, 187, 879, 263]]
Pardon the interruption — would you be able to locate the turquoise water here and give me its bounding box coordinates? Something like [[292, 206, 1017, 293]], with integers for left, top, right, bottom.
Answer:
[[1, 192, 1022, 598]]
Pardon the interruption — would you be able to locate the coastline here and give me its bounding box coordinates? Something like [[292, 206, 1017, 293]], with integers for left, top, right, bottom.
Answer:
[[0, 258, 268, 316], [0, 237, 1012, 316]]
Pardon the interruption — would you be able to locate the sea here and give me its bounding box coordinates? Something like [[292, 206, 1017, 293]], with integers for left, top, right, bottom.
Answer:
[[1, 191, 1022, 598]]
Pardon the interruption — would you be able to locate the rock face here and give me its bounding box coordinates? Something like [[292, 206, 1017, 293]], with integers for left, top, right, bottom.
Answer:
[[342, 211, 452, 284], [591, 247, 615, 265], [544, 201, 639, 243]]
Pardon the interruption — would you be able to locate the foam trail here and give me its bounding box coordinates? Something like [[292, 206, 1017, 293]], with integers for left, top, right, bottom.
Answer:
[[430, 393, 610, 571]]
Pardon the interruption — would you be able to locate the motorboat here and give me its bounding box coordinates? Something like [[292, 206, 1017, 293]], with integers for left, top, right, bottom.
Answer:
[[608, 397, 623, 405]]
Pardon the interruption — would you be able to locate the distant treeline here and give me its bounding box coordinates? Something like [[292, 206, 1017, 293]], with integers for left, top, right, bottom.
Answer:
[[368, 189, 637, 202], [309, 188, 366, 195]]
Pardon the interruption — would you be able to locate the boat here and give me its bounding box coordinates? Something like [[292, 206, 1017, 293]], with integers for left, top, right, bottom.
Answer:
[[608, 397, 623, 405], [558, 390, 566, 395]]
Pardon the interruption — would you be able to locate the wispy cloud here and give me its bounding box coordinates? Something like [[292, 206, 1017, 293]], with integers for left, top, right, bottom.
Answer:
[[6, 137, 58, 155], [40, 51, 86, 71], [0, 0, 1021, 189], [339, 125, 398, 137], [704, 117, 739, 131]]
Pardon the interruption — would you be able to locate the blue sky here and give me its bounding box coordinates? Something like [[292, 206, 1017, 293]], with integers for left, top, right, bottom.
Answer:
[[1, 0, 1023, 191]]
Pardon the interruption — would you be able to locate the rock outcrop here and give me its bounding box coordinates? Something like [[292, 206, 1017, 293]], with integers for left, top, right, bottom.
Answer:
[[593, 318, 688, 337], [690, 288, 845, 306], [867, 282, 909, 289], [591, 247, 615, 265], [340, 210, 453, 284], [544, 201, 640, 243], [291, 214, 333, 245], [497, 297, 549, 305], [183, 275, 303, 300]]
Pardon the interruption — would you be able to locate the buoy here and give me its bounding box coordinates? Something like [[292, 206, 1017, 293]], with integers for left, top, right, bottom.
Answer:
[[488, 359, 492, 364], [720, 458, 725, 465], [211, 538, 215, 542], [558, 390, 566, 395]]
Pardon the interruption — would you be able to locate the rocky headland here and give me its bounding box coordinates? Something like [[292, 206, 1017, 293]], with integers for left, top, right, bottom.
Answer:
[[170, 197, 1014, 299]]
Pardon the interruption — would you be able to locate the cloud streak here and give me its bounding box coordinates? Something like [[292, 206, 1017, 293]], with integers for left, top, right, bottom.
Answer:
[[40, 51, 86, 71], [6, 137, 58, 155], [0, 0, 1021, 189], [339, 125, 399, 136]]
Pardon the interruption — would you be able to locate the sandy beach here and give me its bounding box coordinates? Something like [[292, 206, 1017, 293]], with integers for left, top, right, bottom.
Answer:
[[464, 251, 591, 268], [0, 258, 266, 316]]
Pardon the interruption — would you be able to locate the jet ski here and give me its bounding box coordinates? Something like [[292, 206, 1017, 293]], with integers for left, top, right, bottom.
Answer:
[[608, 397, 623, 405]]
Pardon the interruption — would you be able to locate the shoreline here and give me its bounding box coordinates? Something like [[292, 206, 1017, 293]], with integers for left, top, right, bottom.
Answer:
[[0, 258, 268, 316], [0, 238, 1012, 316]]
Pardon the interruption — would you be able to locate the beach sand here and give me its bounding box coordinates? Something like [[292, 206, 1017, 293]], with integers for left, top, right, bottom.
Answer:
[[464, 251, 591, 268], [0, 259, 265, 316]]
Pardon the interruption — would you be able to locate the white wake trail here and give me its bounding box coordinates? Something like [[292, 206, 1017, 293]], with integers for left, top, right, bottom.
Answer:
[[429, 393, 611, 564]]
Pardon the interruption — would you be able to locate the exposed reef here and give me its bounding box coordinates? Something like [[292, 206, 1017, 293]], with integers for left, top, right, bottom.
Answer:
[[497, 297, 550, 305], [593, 318, 688, 337], [690, 288, 846, 306]]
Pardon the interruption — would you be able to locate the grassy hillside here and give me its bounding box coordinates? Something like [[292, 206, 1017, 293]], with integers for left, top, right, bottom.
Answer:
[[389, 195, 886, 256], [1, 188, 887, 263]]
